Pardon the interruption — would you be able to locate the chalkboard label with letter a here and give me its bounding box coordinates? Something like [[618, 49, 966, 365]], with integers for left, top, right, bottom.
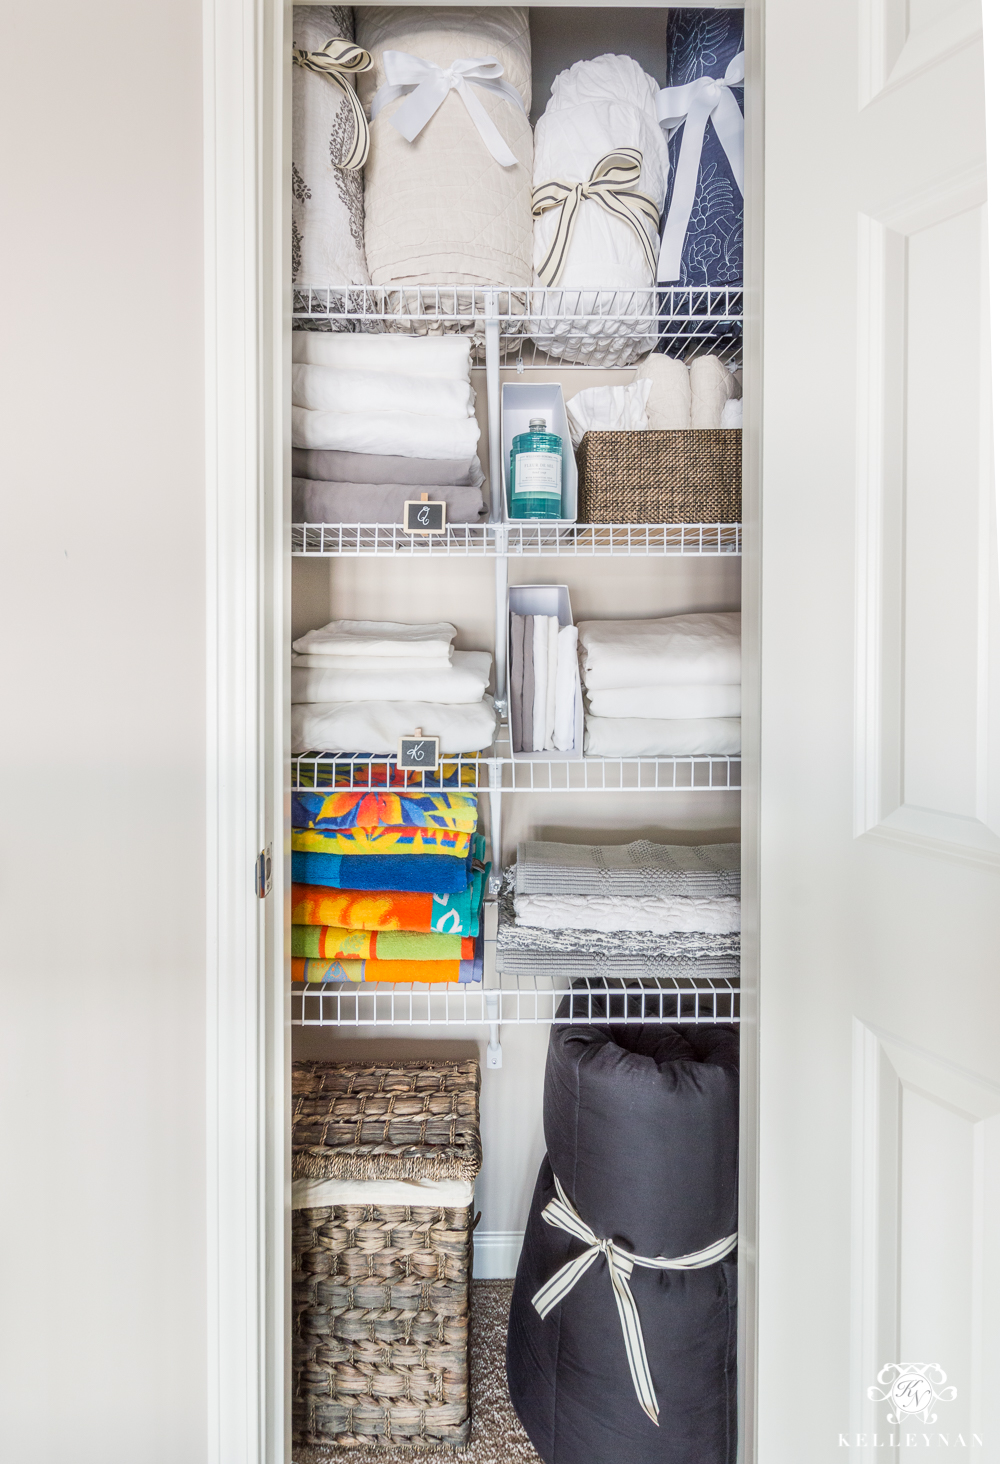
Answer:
[[404, 498, 447, 535], [397, 730, 441, 772]]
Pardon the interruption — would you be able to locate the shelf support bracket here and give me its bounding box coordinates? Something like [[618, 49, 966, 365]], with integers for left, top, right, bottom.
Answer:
[[485, 989, 502, 1069]]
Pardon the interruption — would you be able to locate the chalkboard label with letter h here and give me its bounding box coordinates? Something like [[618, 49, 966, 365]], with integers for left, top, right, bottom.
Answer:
[[397, 728, 441, 773]]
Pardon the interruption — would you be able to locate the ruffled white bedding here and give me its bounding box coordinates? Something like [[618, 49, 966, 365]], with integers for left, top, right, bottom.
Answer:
[[513, 891, 741, 934], [530, 55, 670, 364], [292, 6, 369, 288], [292, 697, 497, 754], [356, 7, 533, 291]]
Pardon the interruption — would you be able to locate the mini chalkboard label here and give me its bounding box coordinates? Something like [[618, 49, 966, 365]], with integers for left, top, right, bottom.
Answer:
[[398, 729, 440, 771], [404, 498, 447, 535]]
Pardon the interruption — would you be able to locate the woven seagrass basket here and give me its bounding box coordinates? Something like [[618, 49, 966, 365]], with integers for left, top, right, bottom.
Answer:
[[292, 1061, 481, 1450], [576, 428, 742, 524]]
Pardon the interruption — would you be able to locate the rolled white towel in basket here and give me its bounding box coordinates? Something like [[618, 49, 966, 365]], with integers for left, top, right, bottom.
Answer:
[[634, 355, 692, 430], [690, 355, 741, 429]]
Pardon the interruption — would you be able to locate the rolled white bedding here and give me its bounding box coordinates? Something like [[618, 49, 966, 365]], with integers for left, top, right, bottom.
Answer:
[[634, 355, 692, 430], [578, 612, 741, 691], [292, 649, 492, 704], [292, 364, 475, 419], [584, 715, 742, 757], [292, 331, 473, 379], [513, 891, 741, 934], [587, 684, 742, 719], [293, 619, 456, 661], [292, 405, 481, 460], [291, 697, 497, 755], [690, 355, 741, 429]]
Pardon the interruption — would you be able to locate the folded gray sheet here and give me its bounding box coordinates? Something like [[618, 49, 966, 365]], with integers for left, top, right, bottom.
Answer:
[[494, 947, 741, 981], [293, 478, 487, 525], [293, 448, 484, 487], [514, 838, 741, 897]]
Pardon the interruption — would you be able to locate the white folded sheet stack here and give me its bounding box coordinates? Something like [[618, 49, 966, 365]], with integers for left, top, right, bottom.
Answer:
[[291, 334, 486, 525], [291, 619, 496, 756], [577, 611, 741, 757]]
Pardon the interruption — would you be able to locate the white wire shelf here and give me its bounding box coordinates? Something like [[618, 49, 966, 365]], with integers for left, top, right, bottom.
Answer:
[[293, 284, 742, 369], [291, 747, 741, 793], [292, 521, 742, 558], [291, 972, 740, 1027]]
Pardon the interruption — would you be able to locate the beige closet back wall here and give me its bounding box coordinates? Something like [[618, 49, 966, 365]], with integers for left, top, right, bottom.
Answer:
[[0, 0, 208, 1458]]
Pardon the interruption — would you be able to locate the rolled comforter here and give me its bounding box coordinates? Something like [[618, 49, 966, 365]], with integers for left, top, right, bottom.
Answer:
[[356, 7, 533, 290], [530, 55, 670, 365], [292, 6, 370, 288], [507, 1023, 739, 1464]]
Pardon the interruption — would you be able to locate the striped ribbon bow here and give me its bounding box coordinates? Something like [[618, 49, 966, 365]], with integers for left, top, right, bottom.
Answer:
[[292, 38, 374, 171], [531, 149, 661, 288], [532, 1175, 737, 1425]]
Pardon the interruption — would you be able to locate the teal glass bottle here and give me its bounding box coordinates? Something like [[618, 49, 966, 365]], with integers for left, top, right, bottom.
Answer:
[[509, 417, 563, 520]]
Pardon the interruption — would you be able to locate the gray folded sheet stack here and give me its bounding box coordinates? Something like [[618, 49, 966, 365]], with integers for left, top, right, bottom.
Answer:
[[293, 449, 487, 525], [495, 840, 741, 982]]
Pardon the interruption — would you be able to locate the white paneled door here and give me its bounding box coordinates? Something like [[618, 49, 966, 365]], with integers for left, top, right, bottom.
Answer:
[[757, 0, 997, 1460]]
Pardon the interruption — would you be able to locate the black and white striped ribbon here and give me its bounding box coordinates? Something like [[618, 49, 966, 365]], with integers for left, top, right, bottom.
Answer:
[[532, 1175, 737, 1425], [292, 38, 374, 171], [531, 148, 662, 288]]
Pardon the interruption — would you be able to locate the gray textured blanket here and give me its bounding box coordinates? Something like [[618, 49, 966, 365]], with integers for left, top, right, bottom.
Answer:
[[293, 478, 487, 525], [514, 838, 741, 897]]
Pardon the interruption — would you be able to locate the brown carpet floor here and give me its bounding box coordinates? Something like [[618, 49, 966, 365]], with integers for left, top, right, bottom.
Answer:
[[294, 1280, 540, 1463]]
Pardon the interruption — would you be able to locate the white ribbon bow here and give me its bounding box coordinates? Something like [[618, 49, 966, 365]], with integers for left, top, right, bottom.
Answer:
[[532, 1175, 737, 1426], [656, 52, 745, 284], [369, 52, 525, 168]]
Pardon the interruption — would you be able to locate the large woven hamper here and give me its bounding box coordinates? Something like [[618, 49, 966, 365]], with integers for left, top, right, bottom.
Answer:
[[292, 1060, 482, 1451], [576, 428, 742, 524]]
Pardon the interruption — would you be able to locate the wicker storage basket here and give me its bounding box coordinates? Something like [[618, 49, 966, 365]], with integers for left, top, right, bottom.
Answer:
[[292, 1061, 481, 1450], [576, 428, 742, 524]]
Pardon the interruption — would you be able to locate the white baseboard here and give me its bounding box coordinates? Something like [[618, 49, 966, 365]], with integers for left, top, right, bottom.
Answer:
[[473, 1230, 523, 1279]]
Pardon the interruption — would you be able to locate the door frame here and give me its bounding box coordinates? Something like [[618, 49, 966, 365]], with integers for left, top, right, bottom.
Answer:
[[201, 2, 763, 1460]]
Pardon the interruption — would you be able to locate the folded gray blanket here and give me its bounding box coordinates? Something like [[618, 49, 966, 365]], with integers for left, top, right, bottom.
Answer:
[[514, 839, 741, 897], [494, 948, 741, 981], [496, 871, 740, 959], [293, 448, 484, 487], [293, 478, 487, 525]]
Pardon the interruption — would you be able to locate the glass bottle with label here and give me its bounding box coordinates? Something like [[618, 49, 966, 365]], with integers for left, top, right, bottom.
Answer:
[[509, 416, 563, 520]]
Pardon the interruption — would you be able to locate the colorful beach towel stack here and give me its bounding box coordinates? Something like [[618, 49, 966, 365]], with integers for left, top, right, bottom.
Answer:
[[291, 788, 489, 986]]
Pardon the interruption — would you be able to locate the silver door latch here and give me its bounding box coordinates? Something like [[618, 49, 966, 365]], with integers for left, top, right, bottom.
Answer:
[[255, 844, 272, 898]]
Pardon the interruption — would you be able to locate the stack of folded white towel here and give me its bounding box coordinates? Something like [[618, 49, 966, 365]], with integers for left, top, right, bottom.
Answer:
[[291, 619, 496, 755], [292, 334, 487, 525], [565, 353, 742, 447], [577, 611, 741, 757]]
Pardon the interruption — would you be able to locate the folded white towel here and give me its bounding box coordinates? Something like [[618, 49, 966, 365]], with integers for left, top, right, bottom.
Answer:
[[720, 398, 743, 429], [578, 612, 741, 691], [532, 615, 550, 753], [634, 354, 692, 430], [291, 698, 497, 755], [565, 380, 652, 449], [513, 892, 741, 934], [689, 355, 741, 429], [553, 624, 579, 751], [292, 406, 481, 461], [587, 684, 742, 719], [292, 331, 472, 380], [292, 650, 492, 705], [293, 619, 456, 662], [584, 715, 741, 757], [292, 364, 475, 420]]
